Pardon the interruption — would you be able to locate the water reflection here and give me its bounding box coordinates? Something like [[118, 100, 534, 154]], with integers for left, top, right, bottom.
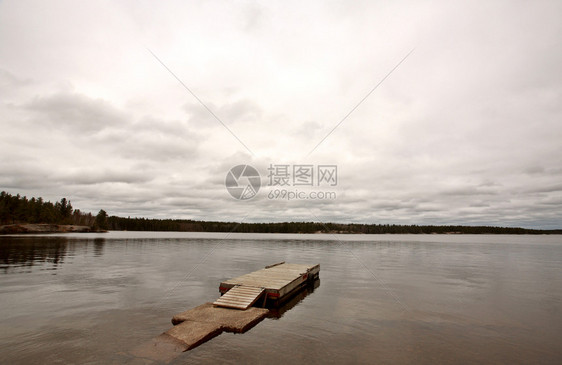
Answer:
[[0, 236, 107, 273], [269, 278, 321, 319], [0, 237, 68, 273], [93, 238, 105, 257]]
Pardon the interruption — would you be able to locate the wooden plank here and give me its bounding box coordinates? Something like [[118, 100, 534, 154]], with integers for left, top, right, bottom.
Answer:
[[214, 302, 248, 308], [217, 293, 254, 299], [265, 261, 285, 268], [237, 279, 300, 286], [228, 288, 264, 294], [222, 293, 259, 299], [214, 299, 255, 307], [213, 286, 264, 310]]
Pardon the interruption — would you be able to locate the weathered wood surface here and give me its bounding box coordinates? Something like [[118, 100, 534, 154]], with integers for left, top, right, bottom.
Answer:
[[172, 302, 269, 332], [165, 302, 269, 350], [213, 285, 265, 309], [265, 261, 285, 268], [220, 263, 320, 298], [127, 303, 269, 362]]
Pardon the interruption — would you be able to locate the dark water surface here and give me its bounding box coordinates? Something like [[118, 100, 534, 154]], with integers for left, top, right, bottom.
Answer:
[[1, 232, 561, 364]]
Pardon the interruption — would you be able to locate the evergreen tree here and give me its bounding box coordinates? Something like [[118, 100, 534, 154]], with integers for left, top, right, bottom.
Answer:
[[93, 210, 108, 230]]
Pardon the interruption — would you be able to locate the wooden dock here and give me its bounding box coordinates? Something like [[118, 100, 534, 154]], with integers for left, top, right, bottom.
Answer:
[[215, 262, 320, 309], [128, 263, 320, 360]]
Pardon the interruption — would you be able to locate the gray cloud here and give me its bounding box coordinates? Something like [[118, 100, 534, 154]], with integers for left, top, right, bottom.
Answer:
[[24, 93, 127, 132], [54, 169, 152, 185], [0, 68, 31, 91], [0, 0, 561, 229], [184, 99, 263, 128]]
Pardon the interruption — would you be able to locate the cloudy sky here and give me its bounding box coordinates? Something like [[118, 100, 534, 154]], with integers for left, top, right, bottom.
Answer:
[[1, 0, 561, 229]]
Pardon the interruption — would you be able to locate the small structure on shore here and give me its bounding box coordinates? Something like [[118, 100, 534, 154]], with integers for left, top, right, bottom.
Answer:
[[129, 262, 320, 361]]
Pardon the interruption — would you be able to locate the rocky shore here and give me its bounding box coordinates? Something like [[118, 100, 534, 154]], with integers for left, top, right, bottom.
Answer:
[[0, 224, 104, 234]]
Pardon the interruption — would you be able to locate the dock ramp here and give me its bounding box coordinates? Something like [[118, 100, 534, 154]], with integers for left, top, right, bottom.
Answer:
[[213, 285, 265, 310]]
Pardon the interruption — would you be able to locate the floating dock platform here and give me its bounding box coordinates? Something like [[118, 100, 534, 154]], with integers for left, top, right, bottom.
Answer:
[[128, 262, 319, 360], [215, 262, 320, 309]]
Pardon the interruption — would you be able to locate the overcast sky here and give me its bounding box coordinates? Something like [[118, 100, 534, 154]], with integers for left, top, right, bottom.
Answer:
[[1, 0, 561, 229]]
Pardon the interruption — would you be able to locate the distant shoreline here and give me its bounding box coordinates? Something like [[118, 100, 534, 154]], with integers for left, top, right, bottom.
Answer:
[[0, 224, 106, 235], [2, 222, 562, 235], [103, 217, 562, 235], [3, 191, 560, 235], [1, 222, 561, 235]]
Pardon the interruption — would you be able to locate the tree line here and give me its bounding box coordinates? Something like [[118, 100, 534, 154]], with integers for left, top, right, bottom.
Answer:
[[0, 191, 107, 230], [2, 191, 560, 234], [106, 216, 560, 234]]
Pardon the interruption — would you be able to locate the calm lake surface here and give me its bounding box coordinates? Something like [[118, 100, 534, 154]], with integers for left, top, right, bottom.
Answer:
[[1, 232, 561, 364]]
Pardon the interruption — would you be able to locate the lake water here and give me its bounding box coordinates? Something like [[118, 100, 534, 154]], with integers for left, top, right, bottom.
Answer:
[[1, 232, 561, 364]]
